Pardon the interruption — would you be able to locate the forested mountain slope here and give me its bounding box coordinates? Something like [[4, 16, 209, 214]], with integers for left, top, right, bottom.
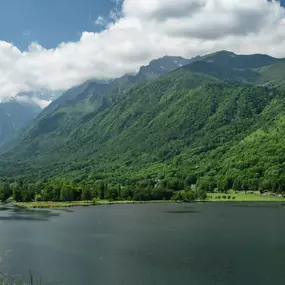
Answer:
[[1, 50, 285, 201]]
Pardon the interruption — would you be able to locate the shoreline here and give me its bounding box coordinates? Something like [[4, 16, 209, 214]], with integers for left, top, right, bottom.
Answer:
[[13, 194, 285, 209], [14, 200, 178, 209]]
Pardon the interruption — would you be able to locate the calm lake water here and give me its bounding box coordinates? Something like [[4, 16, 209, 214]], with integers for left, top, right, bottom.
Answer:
[[0, 203, 285, 285]]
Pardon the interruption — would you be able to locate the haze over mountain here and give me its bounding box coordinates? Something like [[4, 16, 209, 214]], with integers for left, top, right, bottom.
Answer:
[[0, 89, 62, 145], [0, 99, 41, 144], [0, 55, 190, 148]]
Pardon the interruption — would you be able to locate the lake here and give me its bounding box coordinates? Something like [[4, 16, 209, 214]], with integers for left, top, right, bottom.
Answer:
[[0, 202, 285, 285]]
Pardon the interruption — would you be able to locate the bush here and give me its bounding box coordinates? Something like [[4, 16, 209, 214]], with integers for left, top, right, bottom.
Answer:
[[184, 190, 198, 202], [222, 195, 227, 199], [171, 191, 183, 201], [92, 198, 100, 205], [227, 195, 231, 199], [35, 194, 43, 202], [232, 196, 236, 200]]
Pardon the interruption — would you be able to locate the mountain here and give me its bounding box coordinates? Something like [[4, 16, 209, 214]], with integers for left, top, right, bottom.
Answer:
[[1, 55, 192, 151], [182, 50, 283, 83], [17, 90, 63, 108], [0, 89, 62, 147], [1, 50, 285, 201], [0, 99, 41, 144], [135, 55, 192, 80], [256, 61, 285, 87], [38, 56, 192, 116]]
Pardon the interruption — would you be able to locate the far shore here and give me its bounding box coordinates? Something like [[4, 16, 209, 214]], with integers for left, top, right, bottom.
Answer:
[[14, 200, 176, 209], [11, 192, 285, 209]]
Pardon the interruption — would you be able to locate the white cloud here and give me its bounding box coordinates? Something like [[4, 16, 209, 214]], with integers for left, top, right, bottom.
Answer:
[[0, 0, 285, 101], [94, 16, 107, 26]]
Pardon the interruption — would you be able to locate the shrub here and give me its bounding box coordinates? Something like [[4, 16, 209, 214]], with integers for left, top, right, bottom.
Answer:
[[92, 198, 100, 205]]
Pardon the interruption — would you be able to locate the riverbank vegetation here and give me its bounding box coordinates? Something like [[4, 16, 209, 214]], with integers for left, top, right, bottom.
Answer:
[[1, 176, 284, 206], [12, 190, 285, 209]]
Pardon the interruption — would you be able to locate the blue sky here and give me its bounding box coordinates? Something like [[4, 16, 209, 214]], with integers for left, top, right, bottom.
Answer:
[[0, 0, 114, 50]]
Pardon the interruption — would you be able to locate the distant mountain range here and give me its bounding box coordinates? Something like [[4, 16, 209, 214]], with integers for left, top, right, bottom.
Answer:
[[0, 56, 190, 146], [0, 99, 41, 144], [0, 90, 62, 145], [1, 50, 285, 199]]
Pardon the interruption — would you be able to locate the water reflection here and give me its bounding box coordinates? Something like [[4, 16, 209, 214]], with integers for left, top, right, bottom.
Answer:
[[164, 205, 199, 214], [0, 205, 60, 221], [232, 202, 283, 209]]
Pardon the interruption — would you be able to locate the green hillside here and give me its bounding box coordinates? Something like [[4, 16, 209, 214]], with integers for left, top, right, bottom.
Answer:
[[256, 61, 285, 88], [1, 51, 285, 202]]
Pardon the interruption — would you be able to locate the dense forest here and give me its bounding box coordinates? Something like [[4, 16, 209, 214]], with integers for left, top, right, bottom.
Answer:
[[1, 51, 285, 202]]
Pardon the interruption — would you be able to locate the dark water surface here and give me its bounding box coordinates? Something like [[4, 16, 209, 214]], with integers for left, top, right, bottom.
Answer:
[[0, 203, 285, 285]]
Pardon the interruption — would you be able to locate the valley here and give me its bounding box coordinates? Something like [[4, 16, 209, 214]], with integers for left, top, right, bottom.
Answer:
[[1, 51, 285, 203]]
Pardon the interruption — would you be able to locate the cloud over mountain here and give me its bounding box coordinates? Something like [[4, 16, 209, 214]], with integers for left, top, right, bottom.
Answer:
[[0, 0, 284, 101]]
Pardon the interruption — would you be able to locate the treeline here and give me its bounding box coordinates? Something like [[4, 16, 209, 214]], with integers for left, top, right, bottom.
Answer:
[[0, 177, 208, 203], [1, 172, 285, 203], [198, 175, 285, 194]]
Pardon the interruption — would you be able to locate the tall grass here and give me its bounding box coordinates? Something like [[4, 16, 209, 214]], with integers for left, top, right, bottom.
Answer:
[[1, 254, 41, 285], [0, 271, 42, 285]]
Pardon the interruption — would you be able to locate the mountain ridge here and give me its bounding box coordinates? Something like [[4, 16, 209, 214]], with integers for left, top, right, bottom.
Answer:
[[0, 55, 191, 149], [1, 50, 285, 201]]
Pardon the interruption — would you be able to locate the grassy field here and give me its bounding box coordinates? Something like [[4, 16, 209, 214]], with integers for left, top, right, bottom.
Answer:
[[207, 191, 285, 202]]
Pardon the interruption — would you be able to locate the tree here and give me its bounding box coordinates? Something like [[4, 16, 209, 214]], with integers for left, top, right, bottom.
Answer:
[[120, 187, 134, 200], [81, 188, 92, 200], [21, 188, 35, 202], [95, 181, 106, 199], [197, 190, 207, 201], [184, 174, 197, 187], [0, 183, 12, 202], [197, 177, 216, 192], [9, 182, 22, 202], [217, 178, 232, 193], [165, 178, 184, 191], [60, 185, 74, 201], [52, 186, 61, 201], [42, 186, 54, 201], [232, 177, 242, 190], [133, 188, 152, 201], [172, 191, 184, 201], [152, 188, 173, 200], [184, 190, 197, 202], [107, 187, 119, 201]]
